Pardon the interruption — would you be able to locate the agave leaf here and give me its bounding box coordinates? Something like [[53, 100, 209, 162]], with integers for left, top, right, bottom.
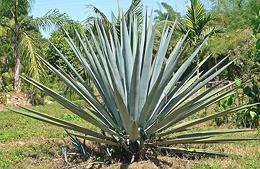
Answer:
[[140, 36, 205, 128], [71, 133, 119, 146], [83, 35, 110, 96], [21, 76, 115, 134], [129, 36, 141, 121], [164, 32, 189, 76], [99, 23, 125, 98], [138, 65, 165, 126], [159, 147, 228, 157], [150, 86, 237, 134], [158, 42, 221, 117], [113, 81, 132, 133], [138, 22, 156, 112], [112, 22, 126, 94], [73, 29, 99, 77], [35, 55, 115, 125], [169, 54, 213, 98], [121, 14, 134, 91], [174, 129, 255, 139], [89, 28, 113, 89], [162, 36, 206, 87], [146, 54, 212, 125], [147, 60, 236, 133], [129, 121, 139, 141], [149, 20, 177, 90], [184, 138, 260, 144], [48, 40, 85, 84], [60, 70, 119, 129], [174, 71, 202, 97], [84, 32, 121, 123], [66, 30, 113, 106], [138, 10, 147, 73], [159, 103, 260, 136], [8, 107, 111, 139], [66, 29, 109, 99], [100, 50, 125, 128], [152, 136, 211, 146]]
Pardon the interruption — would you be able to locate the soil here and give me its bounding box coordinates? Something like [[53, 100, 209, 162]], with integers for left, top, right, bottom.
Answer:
[[0, 91, 31, 111], [13, 155, 191, 169]]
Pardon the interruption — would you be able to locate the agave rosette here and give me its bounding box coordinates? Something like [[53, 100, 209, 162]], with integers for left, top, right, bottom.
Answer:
[[11, 11, 259, 157]]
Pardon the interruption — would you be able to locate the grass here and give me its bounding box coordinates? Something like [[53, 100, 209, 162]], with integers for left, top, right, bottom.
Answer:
[[0, 142, 62, 168], [183, 136, 260, 169], [0, 102, 259, 168], [0, 103, 66, 143]]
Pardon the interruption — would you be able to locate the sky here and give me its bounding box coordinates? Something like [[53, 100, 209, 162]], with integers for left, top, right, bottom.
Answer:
[[30, 0, 189, 37]]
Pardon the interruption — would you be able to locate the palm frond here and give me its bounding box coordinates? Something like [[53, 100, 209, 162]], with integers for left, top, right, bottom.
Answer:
[[32, 9, 69, 31], [20, 31, 46, 81]]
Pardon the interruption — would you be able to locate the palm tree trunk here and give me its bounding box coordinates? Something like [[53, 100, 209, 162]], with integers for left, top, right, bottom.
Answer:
[[13, 0, 21, 93], [14, 26, 21, 92]]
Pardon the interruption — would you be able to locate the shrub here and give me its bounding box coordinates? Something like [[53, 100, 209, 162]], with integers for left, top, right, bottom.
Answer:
[[1, 71, 13, 92], [10, 11, 260, 161]]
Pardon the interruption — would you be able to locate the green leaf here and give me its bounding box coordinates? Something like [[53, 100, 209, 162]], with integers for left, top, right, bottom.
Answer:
[[249, 111, 257, 118], [256, 39, 260, 50]]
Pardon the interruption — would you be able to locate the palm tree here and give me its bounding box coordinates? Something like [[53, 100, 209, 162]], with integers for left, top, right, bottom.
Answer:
[[179, 0, 220, 75], [85, 0, 144, 29], [181, 0, 217, 45], [0, 0, 67, 92]]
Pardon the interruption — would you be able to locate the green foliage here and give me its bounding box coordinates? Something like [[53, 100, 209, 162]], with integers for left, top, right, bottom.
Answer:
[[62, 114, 81, 121], [206, 0, 260, 79], [85, 0, 143, 32], [154, 2, 181, 21], [214, 95, 234, 126], [153, 0, 259, 81], [219, 95, 234, 109], [0, 102, 86, 143], [252, 10, 260, 63], [0, 0, 68, 91], [237, 78, 260, 128], [10, 10, 260, 162], [46, 27, 76, 72], [0, 71, 13, 91], [45, 22, 93, 100], [29, 93, 45, 105], [180, 0, 219, 46]]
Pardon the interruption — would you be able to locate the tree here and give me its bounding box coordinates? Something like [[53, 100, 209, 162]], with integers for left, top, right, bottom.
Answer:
[[0, 0, 67, 92], [205, 0, 260, 79], [154, 2, 181, 22], [46, 22, 85, 72], [179, 0, 220, 75], [180, 0, 219, 45], [0, 24, 12, 73], [85, 0, 144, 30]]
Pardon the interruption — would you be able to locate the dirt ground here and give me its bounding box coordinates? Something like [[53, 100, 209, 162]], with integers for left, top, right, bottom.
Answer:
[[13, 155, 191, 169]]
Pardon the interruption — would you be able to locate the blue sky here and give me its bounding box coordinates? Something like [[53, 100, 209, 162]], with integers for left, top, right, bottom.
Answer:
[[31, 0, 189, 19], [30, 0, 190, 37]]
